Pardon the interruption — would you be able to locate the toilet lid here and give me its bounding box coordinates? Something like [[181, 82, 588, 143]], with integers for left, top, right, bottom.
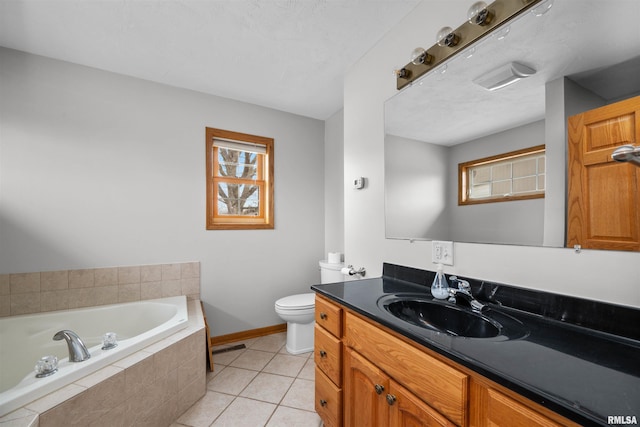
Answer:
[[275, 293, 315, 310]]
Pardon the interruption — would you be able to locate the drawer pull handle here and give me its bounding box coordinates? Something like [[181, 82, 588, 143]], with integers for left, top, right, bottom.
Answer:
[[374, 384, 385, 395], [320, 312, 327, 320], [319, 350, 327, 358], [386, 394, 396, 406], [320, 399, 327, 407]]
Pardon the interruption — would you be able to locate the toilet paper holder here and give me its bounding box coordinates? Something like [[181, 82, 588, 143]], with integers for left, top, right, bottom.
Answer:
[[342, 265, 366, 278]]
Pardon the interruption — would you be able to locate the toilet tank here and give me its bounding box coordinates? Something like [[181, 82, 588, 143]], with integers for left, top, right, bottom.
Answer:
[[319, 260, 345, 284]]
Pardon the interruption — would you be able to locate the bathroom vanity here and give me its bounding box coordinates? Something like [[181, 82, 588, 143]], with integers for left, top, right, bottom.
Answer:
[[311, 263, 640, 427]]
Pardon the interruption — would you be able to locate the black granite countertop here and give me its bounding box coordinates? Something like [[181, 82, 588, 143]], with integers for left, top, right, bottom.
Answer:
[[311, 263, 640, 427]]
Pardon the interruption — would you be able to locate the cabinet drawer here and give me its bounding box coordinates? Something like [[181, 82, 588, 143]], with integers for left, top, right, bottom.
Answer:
[[315, 295, 343, 338], [315, 324, 342, 386], [345, 312, 468, 426], [316, 367, 343, 427]]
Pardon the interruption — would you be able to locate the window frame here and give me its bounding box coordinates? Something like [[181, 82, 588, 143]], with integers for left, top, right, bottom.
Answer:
[[206, 127, 274, 230], [458, 144, 545, 206]]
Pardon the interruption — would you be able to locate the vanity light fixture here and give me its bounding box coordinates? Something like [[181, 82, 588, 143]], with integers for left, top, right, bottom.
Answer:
[[396, 0, 546, 90], [473, 61, 536, 91]]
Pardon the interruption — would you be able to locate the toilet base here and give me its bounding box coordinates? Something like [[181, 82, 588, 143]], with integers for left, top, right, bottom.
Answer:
[[284, 320, 314, 355]]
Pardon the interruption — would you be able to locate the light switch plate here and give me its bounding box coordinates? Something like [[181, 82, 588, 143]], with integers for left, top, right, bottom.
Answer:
[[432, 241, 454, 265]]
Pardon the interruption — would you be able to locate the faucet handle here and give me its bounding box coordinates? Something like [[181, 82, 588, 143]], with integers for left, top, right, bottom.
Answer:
[[450, 276, 471, 292]]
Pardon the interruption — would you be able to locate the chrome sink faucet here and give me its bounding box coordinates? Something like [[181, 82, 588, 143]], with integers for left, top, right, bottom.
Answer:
[[448, 276, 487, 313], [53, 330, 91, 362]]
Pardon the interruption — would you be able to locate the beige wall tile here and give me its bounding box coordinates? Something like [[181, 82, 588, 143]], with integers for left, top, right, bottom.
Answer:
[[94, 285, 118, 306], [162, 264, 181, 281], [181, 278, 200, 296], [94, 268, 117, 287], [162, 280, 182, 297], [68, 288, 97, 309], [118, 283, 141, 303], [10, 273, 40, 294], [118, 352, 156, 392], [0, 274, 9, 295], [69, 269, 95, 288], [140, 281, 163, 300], [178, 353, 203, 391], [25, 383, 86, 414], [0, 295, 9, 317], [118, 266, 140, 285], [41, 270, 69, 291], [91, 403, 126, 427], [178, 373, 207, 417], [10, 293, 40, 315], [180, 262, 200, 279], [0, 407, 39, 426], [75, 365, 123, 388], [40, 290, 70, 312], [153, 344, 180, 380], [140, 264, 162, 282]]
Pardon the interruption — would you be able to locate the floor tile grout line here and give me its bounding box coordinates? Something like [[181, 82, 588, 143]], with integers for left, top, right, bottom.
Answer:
[[195, 334, 318, 427]]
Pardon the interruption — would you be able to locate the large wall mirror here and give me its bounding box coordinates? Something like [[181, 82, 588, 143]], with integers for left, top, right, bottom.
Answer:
[[384, 0, 640, 248]]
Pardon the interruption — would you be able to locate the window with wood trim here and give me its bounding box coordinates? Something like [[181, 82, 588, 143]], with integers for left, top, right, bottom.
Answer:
[[206, 127, 274, 229], [459, 145, 545, 205]]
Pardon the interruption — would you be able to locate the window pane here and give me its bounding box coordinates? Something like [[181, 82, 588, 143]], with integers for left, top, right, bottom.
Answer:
[[492, 163, 511, 181], [470, 183, 491, 198], [512, 158, 537, 178], [217, 148, 259, 179], [513, 176, 538, 193], [491, 180, 511, 196], [217, 183, 260, 216]]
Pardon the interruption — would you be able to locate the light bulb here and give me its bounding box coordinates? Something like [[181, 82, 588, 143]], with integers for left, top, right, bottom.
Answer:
[[410, 47, 432, 65], [436, 27, 459, 47], [467, 1, 492, 25]]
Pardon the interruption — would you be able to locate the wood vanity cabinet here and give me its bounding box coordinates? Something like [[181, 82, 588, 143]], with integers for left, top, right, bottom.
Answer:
[[314, 295, 581, 427], [314, 295, 344, 427], [344, 346, 455, 426]]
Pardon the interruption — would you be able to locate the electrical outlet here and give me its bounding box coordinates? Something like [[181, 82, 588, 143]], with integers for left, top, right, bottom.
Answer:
[[432, 240, 454, 265]]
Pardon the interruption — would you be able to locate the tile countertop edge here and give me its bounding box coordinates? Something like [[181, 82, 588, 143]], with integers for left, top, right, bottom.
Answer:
[[311, 278, 640, 427]]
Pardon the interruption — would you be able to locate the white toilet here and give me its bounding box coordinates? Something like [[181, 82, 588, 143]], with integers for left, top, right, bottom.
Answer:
[[275, 260, 345, 354]]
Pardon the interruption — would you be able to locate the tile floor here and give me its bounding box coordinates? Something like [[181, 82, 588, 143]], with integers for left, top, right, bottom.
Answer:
[[171, 332, 322, 427]]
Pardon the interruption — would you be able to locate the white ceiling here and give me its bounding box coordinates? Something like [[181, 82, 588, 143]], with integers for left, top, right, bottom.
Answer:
[[0, 0, 420, 120], [385, 0, 640, 145]]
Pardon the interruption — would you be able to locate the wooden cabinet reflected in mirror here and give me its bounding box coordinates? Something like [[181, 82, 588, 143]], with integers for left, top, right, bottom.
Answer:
[[567, 96, 640, 252]]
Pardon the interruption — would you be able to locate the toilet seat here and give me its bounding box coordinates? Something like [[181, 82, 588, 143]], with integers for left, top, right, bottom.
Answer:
[[275, 293, 315, 311]]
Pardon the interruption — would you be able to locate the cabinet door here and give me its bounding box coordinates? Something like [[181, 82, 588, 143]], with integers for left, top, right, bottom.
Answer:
[[344, 347, 389, 427], [388, 379, 457, 427], [474, 386, 565, 427], [567, 95, 640, 251]]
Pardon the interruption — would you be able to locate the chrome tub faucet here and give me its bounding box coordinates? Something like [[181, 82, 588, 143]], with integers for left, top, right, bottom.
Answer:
[[53, 330, 91, 362]]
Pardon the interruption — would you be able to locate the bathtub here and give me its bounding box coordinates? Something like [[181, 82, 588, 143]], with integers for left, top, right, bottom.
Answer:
[[0, 295, 188, 417]]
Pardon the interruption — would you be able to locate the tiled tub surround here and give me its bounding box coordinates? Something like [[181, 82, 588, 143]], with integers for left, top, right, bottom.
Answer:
[[1, 296, 189, 417], [0, 262, 201, 317], [0, 298, 207, 427]]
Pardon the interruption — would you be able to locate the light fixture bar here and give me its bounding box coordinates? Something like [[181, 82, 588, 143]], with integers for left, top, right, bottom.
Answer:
[[396, 0, 544, 90]]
